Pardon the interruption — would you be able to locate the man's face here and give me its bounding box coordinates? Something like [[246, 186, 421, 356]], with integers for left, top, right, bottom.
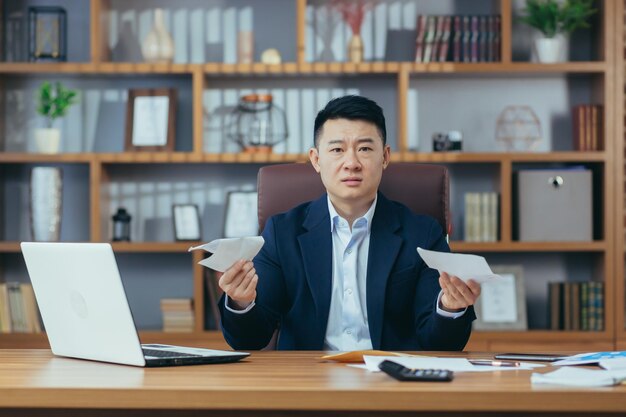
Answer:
[[309, 118, 390, 209]]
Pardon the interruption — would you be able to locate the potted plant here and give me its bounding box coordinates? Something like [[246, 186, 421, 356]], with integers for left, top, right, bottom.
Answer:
[[519, 0, 596, 63], [35, 81, 78, 153]]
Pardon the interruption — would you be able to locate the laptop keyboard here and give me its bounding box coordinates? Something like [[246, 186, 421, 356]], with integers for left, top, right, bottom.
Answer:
[[142, 348, 201, 358]]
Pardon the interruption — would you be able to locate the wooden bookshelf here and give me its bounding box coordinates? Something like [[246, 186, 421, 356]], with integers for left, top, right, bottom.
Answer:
[[0, 0, 620, 351]]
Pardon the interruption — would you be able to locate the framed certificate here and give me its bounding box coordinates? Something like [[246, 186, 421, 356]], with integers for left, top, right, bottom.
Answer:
[[473, 265, 527, 331], [172, 204, 201, 241], [224, 191, 258, 238], [125, 88, 176, 151]]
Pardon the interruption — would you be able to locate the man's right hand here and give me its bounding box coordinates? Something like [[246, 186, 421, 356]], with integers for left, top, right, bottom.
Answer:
[[218, 259, 258, 310]]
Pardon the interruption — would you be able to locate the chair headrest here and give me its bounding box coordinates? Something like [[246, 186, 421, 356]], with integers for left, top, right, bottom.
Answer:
[[257, 162, 449, 233]]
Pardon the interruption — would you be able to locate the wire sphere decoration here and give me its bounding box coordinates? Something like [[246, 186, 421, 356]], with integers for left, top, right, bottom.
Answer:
[[495, 105, 542, 152], [226, 94, 288, 153]]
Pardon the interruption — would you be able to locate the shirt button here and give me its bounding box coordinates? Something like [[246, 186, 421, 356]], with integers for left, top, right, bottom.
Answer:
[[346, 329, 352, 335], [347, 249, 352, 254], [346, 289, 353, 295]]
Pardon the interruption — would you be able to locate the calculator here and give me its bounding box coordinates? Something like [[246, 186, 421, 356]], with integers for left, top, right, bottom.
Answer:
[[378, 360, 454, 382]]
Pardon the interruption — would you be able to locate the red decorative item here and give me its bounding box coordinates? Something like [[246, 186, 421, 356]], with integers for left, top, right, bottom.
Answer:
[[331, 0, 374, 35]]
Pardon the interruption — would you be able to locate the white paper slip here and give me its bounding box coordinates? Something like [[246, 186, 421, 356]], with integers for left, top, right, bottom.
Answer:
[[531, 366, 626, 387], [362, 356, 543, 373], [188, 237, 264, 272], [600, 358, 626, 371], [363, 356, 475, 372], [417, 247, 501, 283]]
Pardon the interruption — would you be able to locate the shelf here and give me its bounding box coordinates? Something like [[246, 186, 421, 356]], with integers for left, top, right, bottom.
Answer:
[[1, 241, 604, 254], [111, 242, 200, 252], [0, 62, 197, 74], [0, 153, 96, 163], [0, 151, 606, 165], [0, 242, 200, 253], [450, 241, 608, 252], [0, 331, 228, 349], [471, 330, 611, 342], [394, 151, 606, 163], [0, 61, 608, 76]]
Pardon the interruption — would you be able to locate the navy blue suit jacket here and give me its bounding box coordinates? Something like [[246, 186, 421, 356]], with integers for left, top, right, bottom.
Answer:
[[219, 192, 475, 350]]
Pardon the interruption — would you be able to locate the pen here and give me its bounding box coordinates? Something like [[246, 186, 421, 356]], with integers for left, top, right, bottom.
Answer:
[[469, 359, 520, 367]]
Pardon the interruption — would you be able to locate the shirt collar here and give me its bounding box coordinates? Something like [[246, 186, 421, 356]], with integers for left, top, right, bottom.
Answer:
[[327, 194, 377, 234]]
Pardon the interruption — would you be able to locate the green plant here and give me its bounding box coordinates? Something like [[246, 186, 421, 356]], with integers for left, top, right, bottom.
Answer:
[[36, 81, 78, 128], [519, 0, 597, 38]]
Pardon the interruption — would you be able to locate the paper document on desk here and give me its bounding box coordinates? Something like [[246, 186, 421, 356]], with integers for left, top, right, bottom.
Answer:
[[361, 356, 542, 372], [417, 247, 501, 284], [552, 351, 626, 366], [531, 367, 626, 387], [188, 237, 264, 272]]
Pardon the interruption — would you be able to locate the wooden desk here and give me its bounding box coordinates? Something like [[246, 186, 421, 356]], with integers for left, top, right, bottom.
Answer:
[[0, 350, 625, 417]]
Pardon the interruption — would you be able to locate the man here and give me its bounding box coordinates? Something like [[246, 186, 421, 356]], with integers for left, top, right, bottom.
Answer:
[[218, 95, 481, 351]]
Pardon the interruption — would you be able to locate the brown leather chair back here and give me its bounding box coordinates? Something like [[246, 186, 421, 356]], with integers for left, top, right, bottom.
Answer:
[[257, 162, 449, 233]]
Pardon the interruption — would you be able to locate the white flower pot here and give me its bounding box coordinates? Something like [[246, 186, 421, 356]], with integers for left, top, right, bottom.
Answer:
[[535, 35, 567, 63], [34, 128, 61, 154]]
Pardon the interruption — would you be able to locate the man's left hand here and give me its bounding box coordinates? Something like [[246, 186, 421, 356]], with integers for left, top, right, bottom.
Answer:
[[439, 271, 481, 312]]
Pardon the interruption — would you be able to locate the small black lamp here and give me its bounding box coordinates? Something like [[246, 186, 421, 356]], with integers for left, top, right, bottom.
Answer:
[[112, 208, 131, 242]]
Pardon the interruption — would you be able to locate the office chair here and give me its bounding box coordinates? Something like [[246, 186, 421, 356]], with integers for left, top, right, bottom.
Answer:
[[257, 162, 449, 233], [255, 162, 449, 350]]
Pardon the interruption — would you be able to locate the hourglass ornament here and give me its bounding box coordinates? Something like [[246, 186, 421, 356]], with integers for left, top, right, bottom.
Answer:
[[495, 105, 542, 152], [226, 94, 288, 153]]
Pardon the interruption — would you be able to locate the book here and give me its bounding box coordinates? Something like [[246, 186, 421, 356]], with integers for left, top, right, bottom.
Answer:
[[414, 15, 428, 62]]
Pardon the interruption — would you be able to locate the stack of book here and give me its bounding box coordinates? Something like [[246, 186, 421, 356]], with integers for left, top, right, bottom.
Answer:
[[464, 192, 499, 242], [548, 282, 604, 331], [415, 14, 501, 63], [572, 104, 603, 151], [160, 298, 194, 333], [0, 282, 42, 333]]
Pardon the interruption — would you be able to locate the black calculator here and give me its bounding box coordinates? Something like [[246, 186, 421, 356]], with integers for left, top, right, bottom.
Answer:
[[378, 360, 454, 382]]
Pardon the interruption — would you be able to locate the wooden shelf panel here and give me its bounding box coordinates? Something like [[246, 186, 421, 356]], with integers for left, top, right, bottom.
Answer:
[[0, 153, 96, 163], [0, 62, 196, 74], [0, 242, 200, 253], [471, 330, 612, 342], [394, 151, 606, 163], [0, 331, 228, 349], [0, 243, 21, 253], [111, 242, 200, 252], [0, 151, 594, 165], [450, 241, 607, 252], [0, 61, 608, 76]]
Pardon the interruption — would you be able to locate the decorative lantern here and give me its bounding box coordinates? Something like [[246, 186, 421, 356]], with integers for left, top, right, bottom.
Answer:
[[28, 6, 67, 62], [495, 105, 542, 152], [226, 94, 288, 153], [112, 208, 131, 242]]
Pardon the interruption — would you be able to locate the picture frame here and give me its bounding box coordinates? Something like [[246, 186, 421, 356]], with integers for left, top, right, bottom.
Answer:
[[125, 88, 176, 152], [473, 265, 527, 331], [172, 204, 201, 241], [223, 191, 258, 238]]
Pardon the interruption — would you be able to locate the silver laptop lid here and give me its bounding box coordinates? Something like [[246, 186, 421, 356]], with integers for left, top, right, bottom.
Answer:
[[21, 242, 146, 367]]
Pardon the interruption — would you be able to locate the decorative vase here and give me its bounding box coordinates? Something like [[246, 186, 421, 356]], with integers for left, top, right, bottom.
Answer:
[[347, 33, 363, 63], [141, 8, 174, 63], [30, 167, 63, 242], [534, 34, 567, 63], [34, 127, 61, 154]]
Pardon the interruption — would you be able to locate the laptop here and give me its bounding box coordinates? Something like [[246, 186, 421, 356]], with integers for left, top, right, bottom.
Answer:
[[21, 242, 249, 367]]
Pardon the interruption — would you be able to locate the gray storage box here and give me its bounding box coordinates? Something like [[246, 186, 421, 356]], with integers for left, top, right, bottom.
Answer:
[[516, 169, 592, 241]]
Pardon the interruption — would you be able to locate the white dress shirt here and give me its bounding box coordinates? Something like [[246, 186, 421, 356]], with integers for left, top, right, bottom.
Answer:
[[323, 196, 377, 351]]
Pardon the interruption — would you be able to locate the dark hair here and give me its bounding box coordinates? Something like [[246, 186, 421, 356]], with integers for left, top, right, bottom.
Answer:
[[313, 95, 386, 146]]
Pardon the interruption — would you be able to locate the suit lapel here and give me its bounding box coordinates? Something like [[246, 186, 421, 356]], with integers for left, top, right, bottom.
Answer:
[[366, 194, 402, 349], [298, 195, 332, 346]]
